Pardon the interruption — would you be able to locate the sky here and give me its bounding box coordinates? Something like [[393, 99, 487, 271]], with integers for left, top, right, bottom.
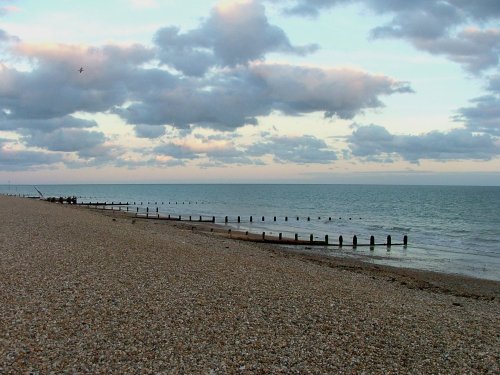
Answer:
[[0, 0, 499, 185]]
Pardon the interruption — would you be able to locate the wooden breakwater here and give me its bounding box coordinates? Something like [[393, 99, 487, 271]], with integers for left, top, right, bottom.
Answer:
[[79, 202, 408, 249], [3, 195, 408, 249]]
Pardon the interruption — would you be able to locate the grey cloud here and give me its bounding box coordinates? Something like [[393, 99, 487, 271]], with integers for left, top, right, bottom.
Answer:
[[453, 75, 500, 136], [0, 115, 97, 132], [413, 28, 500, 73], [280, 0, 500, 73], [279, 0, 347, 17], [248, 135, 338, 164], [348, 124, 499, 162], [488, 74, 500, 91], [251, 64, 412, 119], [116, 63, 411, 130], [114, 68, 269, 129], [134, 124, 166, 139], [455, 95, 500, 136], [0, 44, 156, 120], [154, 143, 200, 160], [0, 147, 62, 171], [155, 0, 318, 76], [22, 128, 106, 153]]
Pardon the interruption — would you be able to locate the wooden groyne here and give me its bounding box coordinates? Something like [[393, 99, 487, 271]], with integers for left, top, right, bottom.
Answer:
[[4, 194, 409, 249], [80, 202, 408, 249]]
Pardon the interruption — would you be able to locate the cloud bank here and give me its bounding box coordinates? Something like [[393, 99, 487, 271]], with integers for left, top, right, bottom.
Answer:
[[0, 0, 498, 174]]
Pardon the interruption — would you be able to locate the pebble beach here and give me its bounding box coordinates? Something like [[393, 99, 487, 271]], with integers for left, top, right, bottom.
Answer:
[[0, 195, 499, 374]]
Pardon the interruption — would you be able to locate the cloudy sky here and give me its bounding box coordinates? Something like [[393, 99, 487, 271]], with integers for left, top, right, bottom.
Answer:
[[0, 0, 499, 184]]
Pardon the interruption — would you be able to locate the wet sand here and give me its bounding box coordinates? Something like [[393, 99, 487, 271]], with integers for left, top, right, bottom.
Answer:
[[0, 195, 498, 374]]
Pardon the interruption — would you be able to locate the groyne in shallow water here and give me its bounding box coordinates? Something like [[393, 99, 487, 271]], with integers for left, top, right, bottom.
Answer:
[[1, 184, 499, 281]]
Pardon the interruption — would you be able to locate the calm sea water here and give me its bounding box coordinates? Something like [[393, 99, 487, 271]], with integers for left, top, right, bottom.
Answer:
[[1, 184, 499, 281]]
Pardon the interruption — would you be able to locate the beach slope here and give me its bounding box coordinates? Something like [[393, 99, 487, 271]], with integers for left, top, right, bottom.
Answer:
[[0, 196, 498, 373]]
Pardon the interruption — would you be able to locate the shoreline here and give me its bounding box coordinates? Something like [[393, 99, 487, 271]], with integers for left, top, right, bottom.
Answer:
[[91, 205, 500, 299], [1, 195, 499, 373]]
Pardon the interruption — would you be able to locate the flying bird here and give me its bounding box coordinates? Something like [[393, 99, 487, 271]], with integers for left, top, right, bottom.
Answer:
[[78, 67, 84, 73]]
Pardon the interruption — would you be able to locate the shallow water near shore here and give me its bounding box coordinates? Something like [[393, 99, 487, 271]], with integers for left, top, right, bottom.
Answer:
[[2, 184, 499, 281]]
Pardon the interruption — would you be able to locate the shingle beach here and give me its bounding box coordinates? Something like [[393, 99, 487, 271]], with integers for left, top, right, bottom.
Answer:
[[1, 195, 498, 374]]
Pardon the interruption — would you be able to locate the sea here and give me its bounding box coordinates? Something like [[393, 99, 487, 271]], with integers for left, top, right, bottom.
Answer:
[[1, 184, 499, 281]]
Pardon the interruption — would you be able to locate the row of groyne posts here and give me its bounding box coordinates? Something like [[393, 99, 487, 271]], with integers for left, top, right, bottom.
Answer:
[[74, 200, 408, 249]]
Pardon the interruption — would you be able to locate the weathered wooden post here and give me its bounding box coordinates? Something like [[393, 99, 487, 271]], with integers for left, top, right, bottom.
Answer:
[[279, 233, 282, 240], [237, 216, 240, 223], [353, 235, 357, 248], [295, 233, 298, 241], [250, 216, 253, 223], [387, 235, 392, 248], [310, 234, 313, 243], [225, 216, 228, 224], [325, 235, 329, 245], [212, 216, 215, 223], [339, 235, 343, 247], [370, 235, 375, 247], [199, 216, 202, 222], [189, 216, 192, 221], [262, 232, 265, 240], [404, 235, 408, 246]]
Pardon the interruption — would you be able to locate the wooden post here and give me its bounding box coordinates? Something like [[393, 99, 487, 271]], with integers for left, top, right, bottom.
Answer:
[[212, 216, 215, 223], [189, 216, 192, 221], [295, 234, 298, 241], [279, 233, 282, 240], [178, 215, 181, 220], [262, 232, 265, 240], [156, 207, 158, 213], [339, 235, 343, 247], [250, 216, 253, 222], [353, 235, 357, 248], [370, 235, 375, 247], [238, 216, 240, 223], [199, 216, 202, 222], [225, 216, 228, 224], [404, 235, 408, 246], [387, 235, 392, 248], [325, 235, 329, 245], [310, 234, 313, 243], [274, 216, 276, 221]]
